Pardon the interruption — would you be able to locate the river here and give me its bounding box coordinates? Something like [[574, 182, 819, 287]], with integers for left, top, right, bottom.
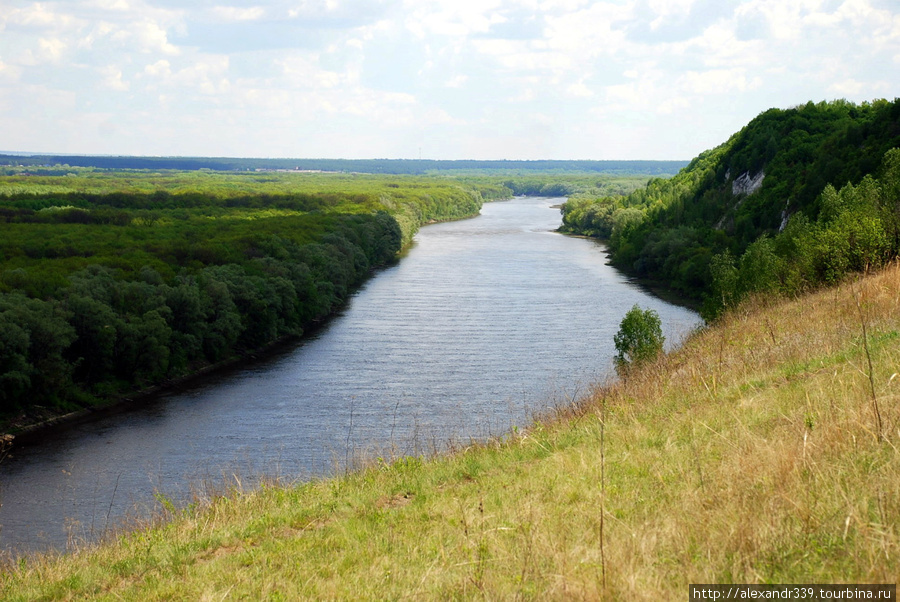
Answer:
[[0, 196, 701, 555]]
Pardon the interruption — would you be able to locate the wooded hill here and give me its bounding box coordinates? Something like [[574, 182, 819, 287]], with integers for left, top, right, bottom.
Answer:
[[561, 99, 900, 317]]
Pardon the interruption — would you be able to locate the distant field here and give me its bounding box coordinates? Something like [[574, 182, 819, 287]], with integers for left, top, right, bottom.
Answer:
[[0, 154, 688, 176]]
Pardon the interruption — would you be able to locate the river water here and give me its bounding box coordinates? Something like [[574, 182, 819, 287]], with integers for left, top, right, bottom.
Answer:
[[0, 196, 701, 555]]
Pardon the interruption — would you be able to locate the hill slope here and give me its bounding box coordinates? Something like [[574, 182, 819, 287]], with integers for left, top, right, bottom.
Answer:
[[562, 99, 900, 311], [4, 263, 899, 599]]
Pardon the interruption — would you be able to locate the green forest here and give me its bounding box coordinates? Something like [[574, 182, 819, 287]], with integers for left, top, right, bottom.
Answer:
[[0, 172, 513, 427], [561, 98, 900, 317], [0, 168, 655, 429]]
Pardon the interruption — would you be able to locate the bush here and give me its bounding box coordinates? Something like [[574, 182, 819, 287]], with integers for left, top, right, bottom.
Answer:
[[614, 305, 665, 376]]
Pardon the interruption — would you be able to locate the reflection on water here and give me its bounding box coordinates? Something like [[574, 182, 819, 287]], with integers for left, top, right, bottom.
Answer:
[[0, 196, 701, 554]]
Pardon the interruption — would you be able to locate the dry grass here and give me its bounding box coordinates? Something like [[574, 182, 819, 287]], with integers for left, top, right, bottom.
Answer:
[[3, 264, 900, 599], [584, 263, 900, 596]]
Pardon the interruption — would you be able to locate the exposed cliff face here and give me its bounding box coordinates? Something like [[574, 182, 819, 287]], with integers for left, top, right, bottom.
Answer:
[[731, 170, 765, 196], [714, 170, 767, 230]]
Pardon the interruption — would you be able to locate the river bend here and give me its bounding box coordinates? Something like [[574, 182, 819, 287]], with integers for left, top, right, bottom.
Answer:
[[0, 196, 701, 554]]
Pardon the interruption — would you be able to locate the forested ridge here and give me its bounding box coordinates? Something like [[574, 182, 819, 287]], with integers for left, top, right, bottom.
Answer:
[[561, 98, 900, 317], [0, 173, 507, 429]]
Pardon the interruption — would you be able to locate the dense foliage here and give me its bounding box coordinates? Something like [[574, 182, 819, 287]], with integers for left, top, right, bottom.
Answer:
[[705, 149, 900, 318], [561, 99, 900, 314], [0, 173, 501, 424], [456, 173, 655, 200], [613, 305, 664, 376]]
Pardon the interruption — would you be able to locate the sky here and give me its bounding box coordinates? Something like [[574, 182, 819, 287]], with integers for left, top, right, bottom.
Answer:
[[0, 0, 898, 160]]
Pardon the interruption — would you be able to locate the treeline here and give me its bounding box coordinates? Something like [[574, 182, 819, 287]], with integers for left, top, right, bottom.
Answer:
[[448, 173, 655, 201], [560, 99, 900, 316], [0, 179, 495, 426], [0, 155, 686, 176]]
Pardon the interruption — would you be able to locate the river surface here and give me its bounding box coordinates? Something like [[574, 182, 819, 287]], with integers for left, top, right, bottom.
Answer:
[[0, 196, 701, 555]]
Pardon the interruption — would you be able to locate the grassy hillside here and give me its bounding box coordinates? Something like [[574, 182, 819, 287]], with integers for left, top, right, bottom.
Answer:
[[4, 263, 899, 599]]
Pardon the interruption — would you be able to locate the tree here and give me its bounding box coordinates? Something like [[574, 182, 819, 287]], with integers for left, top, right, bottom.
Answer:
[[614, 305, 664, 376], [0, 312, 32, 412], [703, 251, 739, 320]]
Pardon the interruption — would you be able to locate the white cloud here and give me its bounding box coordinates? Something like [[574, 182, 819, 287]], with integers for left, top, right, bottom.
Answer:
[[211, 6, 267, 22], [170, 56, 230, 94], [100, 64, 129, 90], [445, 74, 468, 88], [565, 79, 593, 98], [77, 21, 116, 49], [603, 74, 664, 111], [88, 0, 131, 11], [38, 37, 67, 62], [277, 55, 346, 89], [527, 111, 554, 126], [135, 54, 231, 97], [287, 0, 344, 19], [679, 69, 762, 95], [142, 59, 172, 78], [734, 0, 812, 41], [544, 3, 629, 56], [7, 3, 80, 29], [472, 38, 571, 73], [0, 0, 896, 159], [0, 60, 22, 83], [421, 106, 465, 125], [656, 95, 691, 115], [509, 87, 535, 102], [828, 78, 866, 96], [689, 23, 765, 69], [127, 19, 180, 55], [403, 0, 506, 38], [645, 0, 697, 30]]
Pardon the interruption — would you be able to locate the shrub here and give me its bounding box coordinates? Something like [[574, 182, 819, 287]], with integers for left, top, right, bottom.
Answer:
[[614, 305, 665, 376]]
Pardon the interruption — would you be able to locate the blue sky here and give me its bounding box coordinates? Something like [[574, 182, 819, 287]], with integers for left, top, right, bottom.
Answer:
[[1, 0, 898, 160]]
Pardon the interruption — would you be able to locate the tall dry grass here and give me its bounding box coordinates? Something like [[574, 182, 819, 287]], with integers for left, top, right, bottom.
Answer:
[[2, 264, 899, 600], [581, 262, 900, 597]]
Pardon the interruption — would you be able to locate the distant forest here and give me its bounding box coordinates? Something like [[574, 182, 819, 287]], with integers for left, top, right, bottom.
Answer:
[[0, 155, 687, 176]]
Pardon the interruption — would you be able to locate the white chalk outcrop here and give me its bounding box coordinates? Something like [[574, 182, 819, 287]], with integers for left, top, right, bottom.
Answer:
[[732, 170, 765, 196], [714, 170, 766, 230]]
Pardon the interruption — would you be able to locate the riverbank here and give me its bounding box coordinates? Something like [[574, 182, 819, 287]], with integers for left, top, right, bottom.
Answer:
[[557, 230, 702, 312], [4, 261, 898, 598], [1, 331, 306, 444], [0, 170, 507, 437], [0, 201, 492, 443]]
